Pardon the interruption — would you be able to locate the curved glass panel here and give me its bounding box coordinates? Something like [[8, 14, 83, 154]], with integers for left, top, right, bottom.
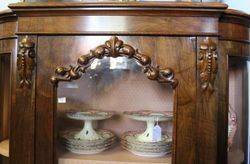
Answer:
[[57, 56, 174, 163]]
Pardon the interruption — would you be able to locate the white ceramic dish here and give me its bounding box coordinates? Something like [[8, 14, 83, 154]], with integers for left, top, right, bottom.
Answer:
[[122, 144, 171, 158], [60, 129, 117, 155], [66, 110, 115, 140], [121, 131, 172, 157], [124, 110, 172, 142]]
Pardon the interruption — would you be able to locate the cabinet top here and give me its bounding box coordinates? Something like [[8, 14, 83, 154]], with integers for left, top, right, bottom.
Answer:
[[9, 2, 228, 10], [4, 2, 250, 36], [0, 9, 16, 23], [8, 2, 249, 19]]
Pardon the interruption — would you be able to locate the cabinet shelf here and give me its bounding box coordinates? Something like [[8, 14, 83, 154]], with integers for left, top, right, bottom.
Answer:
[[0, 139, 9, 157], [58, 145, 171, 164]]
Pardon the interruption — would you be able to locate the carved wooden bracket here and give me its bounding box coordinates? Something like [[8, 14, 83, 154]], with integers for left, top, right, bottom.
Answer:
[[17, 36, 36, 89], [198, 38, 218, 93], [51, 36, 178, 88]]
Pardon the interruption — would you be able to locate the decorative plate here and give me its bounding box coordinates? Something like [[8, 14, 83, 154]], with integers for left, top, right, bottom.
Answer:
[[60, 129, 116, 145], [60, 129, 117, 155], [66, 110, 115, 121], [66, 110, 115, 140], [124, 111, 173, 142], [121, 143, 171, 153], [65, 145, 112, 155], [121, 131, 172, 157], [122, 144, 171, 158], [121, 141, 171, 152], [121, 131, 172, 146], [123, 110, 173, 122]]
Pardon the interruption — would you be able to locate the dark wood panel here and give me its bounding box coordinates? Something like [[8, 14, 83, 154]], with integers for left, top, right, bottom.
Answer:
[[0, 156, 9, 164], [219, 41, 250, 58], [217, 40, 229, 164], [10, 36, 36, 164], [155, 37, 197, 164], [0, 22, 17, 38], [0, 10, 16, 24], [8, 38, 17, 164], [0, 40, 17, 54], [196, 37, 219, 164], [219, 22, 249, 42], [0, 38, 17, 164], [17, 16, 218, 36], [221, 9, 250, 27], [0, 53, 11, 141], [0, 39, 17, 148], [4, 2, 249, 164]]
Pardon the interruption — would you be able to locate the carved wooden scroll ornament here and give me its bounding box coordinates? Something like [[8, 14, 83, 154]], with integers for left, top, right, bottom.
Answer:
[[17, 36, 35, 89], [51, 36, 178, 88], [198, 38, 218, 93]]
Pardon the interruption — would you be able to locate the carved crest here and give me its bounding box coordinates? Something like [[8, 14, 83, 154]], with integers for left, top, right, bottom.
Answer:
[[17, 36, 35, 89], [51, 36, 178, 88], [198, 38, 218, 93]]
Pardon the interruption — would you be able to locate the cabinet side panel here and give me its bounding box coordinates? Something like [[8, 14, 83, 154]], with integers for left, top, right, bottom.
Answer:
[[217, 41, 229, 164], [156, 37, 197, 164], [0, 38, 17, 164], [0, 53, 11, 140], [197, 37, 227, 164], [10, 36, 36, 164]]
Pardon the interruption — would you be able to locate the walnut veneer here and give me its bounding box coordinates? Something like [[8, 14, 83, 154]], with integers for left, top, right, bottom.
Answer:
[[0, 2, 249, 164]]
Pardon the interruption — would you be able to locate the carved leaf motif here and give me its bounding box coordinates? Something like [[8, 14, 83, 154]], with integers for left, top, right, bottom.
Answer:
[[17, 36, 36, 89], [198, 38, 218, 93], [51, 36, 178, 88]]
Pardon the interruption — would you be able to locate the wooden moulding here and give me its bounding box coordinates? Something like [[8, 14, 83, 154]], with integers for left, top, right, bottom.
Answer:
[[51, 36, 178, 88], [219, 41, 250, 58], [8, 2, 228, 18], [0, 9, 17, 24], [221, 9, 250, 27], [0, 22, 17, 40], [16, 16, 219, 36], [8, 2, 228, 10], [219, 9, 250, 43], [0, 9, 17, 41], [8, 2, 228, 36]]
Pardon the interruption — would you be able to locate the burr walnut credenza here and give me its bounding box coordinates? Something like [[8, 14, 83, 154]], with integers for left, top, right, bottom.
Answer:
[[0, 2, 249, 164]]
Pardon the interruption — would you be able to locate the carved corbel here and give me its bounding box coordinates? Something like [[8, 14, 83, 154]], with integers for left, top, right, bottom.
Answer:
[[198, 38, 218, 93], [51, 36, 178, 88], [17, 36, 36, 89]]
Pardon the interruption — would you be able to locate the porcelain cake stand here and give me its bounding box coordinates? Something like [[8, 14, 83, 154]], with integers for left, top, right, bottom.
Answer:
[[122, 110, 173, 157], [60, 110, 116, 154]]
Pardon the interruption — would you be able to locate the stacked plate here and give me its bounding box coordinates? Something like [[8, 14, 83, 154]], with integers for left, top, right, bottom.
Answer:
[[121, 110, 173, 157], [60, 129, 116, 154], [59, 110, 117, 154], [121, 131, 172, 157]]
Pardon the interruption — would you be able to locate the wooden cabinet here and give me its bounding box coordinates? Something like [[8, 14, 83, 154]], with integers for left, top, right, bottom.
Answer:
[[0, 10, 17, 164], [0, 2, 249, 164]]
